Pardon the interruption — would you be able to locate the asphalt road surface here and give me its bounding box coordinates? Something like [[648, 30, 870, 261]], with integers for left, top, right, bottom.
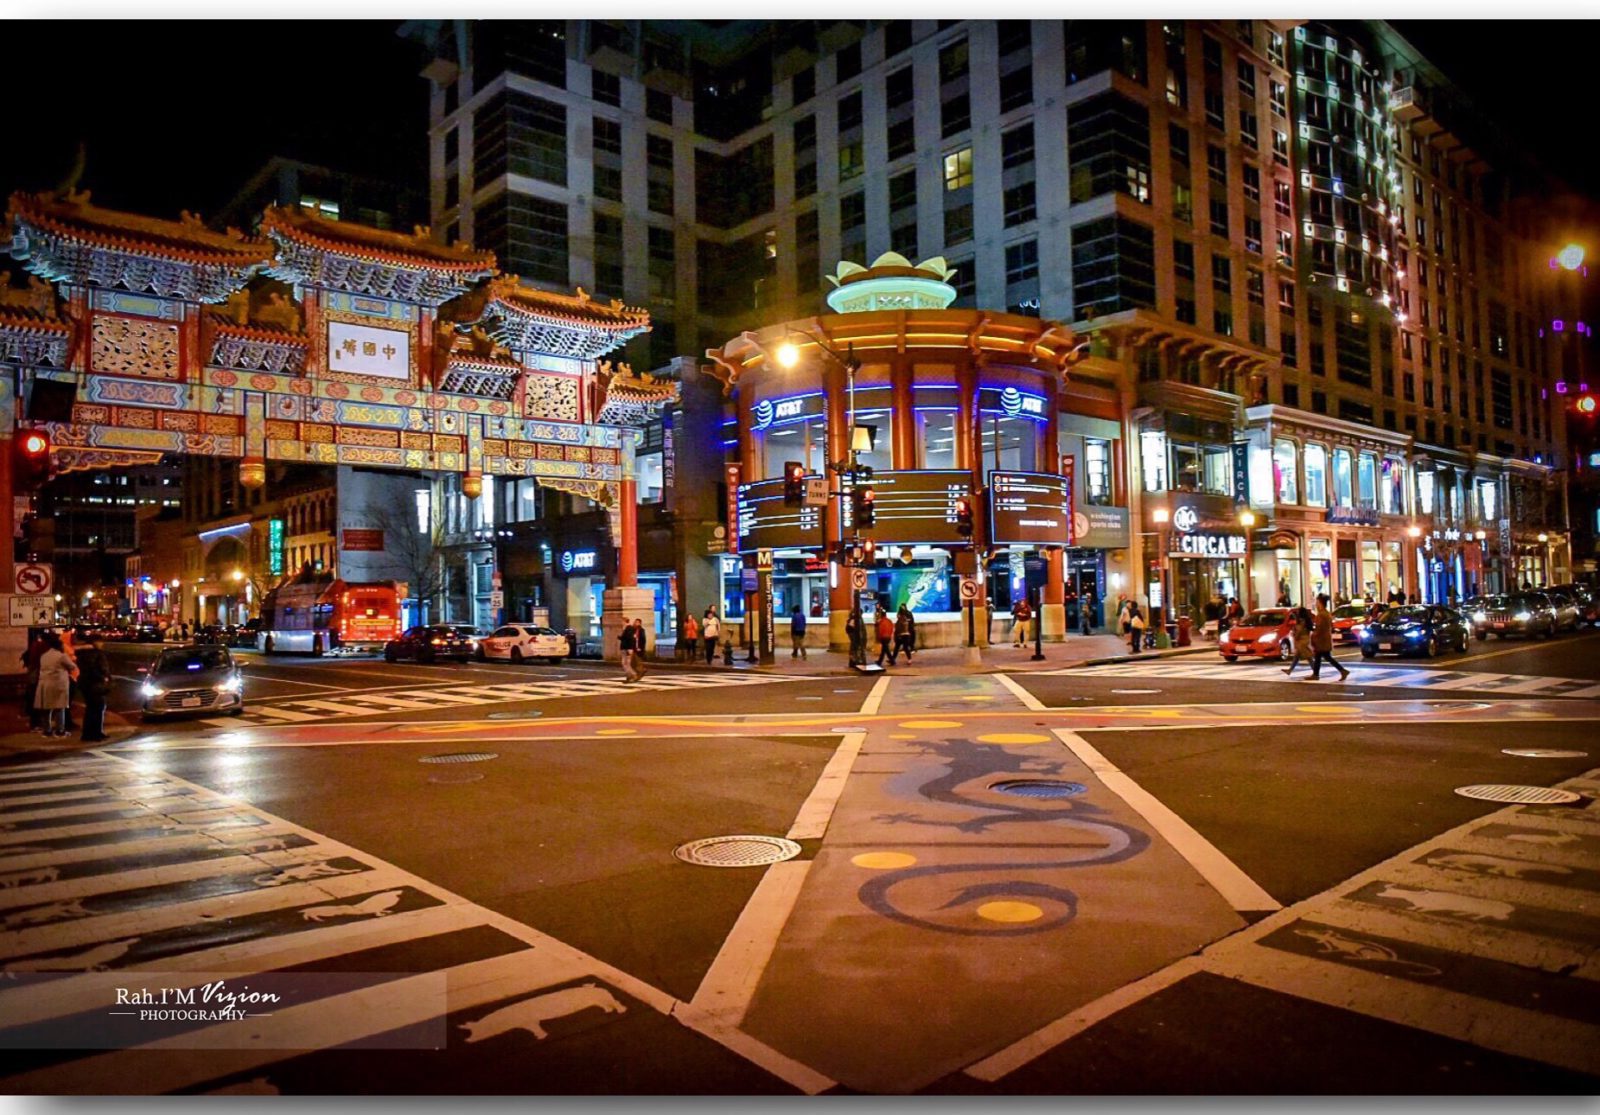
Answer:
[[2, 632, 1598, 1094]]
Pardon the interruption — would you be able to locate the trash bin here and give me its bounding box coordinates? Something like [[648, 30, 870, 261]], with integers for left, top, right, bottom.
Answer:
[[1177, 616, 1192, 647]]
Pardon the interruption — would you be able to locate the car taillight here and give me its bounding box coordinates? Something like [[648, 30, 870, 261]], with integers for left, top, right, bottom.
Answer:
[[430, 638, 444, 645]]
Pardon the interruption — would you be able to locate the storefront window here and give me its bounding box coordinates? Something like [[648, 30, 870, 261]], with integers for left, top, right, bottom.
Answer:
[[762, 414, 828, 478], [1384, 540, 1404, 598], [1360, 540, 1381, 601], [1357, 453, 1376, 509], [981, 414, 1040, 471], [1085, 439, 1112, 504], [1303, 444, 1327, 507], [1272, 438, 1297, 503], [919, 410, 958, 468], [1170, 442, 1231, 494], [1308, 537, 1332, 599], [852, 409, 893, 472], [1332, 448, 1354, 508], [1417, 468, 1436, 515], [637, 452, 664, 501], [1141, 430, 1167, 491], [1476, 478, 1497, 522], [1381, 459, 1404, 514], [1275, 553, 1302, 606]]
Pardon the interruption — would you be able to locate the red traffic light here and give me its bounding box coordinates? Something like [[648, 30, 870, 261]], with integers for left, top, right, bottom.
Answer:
[[1578, 394, 1598, 415], [11, 429, 53, 491], [19, 431, 48, 456]]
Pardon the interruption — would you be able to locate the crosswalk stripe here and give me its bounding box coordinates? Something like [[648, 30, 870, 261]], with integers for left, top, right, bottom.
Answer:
[[245, 706, 321, 722], [1063, 658, 1600, 698]]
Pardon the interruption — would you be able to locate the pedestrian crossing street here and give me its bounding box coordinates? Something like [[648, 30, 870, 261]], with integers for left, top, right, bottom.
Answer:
[[1197, 768, 1600, 1077], [204, 671, 808, 729], [0, 753, 817, 1095], [1059, 658, 1600, 698]]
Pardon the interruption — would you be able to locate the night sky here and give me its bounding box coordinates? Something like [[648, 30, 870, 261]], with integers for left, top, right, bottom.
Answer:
[[3, 20, 1596, 223]]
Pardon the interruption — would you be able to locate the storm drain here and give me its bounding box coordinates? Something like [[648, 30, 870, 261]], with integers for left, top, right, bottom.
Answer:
[[1503, 749, 1589, 759], [990, 780, 1088, 799], [419, 752, 499, 765], [1454, 784, 1583, 805], [674, 835, 801, 868]]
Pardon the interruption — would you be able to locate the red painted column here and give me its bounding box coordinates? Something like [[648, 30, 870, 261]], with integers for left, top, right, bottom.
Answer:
[[618, 476, 638, 588], [824, 362, 852, 649], [891, 356, 914, 468]]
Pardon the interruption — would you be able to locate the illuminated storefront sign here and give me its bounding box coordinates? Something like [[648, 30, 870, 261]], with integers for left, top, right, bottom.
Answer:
[[1174, 533, 1247, 557], [268, 518, 285, 575], [559, 549, 599, 574], [978, 386, 1049, 421], [752, 393, 824, 430]]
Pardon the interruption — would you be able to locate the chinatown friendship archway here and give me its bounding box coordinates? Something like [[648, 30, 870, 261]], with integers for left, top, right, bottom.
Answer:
[[0, 191, 676, 667]]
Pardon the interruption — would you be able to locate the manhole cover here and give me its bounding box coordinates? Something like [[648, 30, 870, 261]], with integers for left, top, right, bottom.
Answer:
[[1503, 749, 1589, 759], [990, 780, 1088, 799], [487, 711, 543, 720], [1454, 784, 1583, 805], [674, 835, 802, 868], [1111, 688, 1161, 694], [418, 752, 499, 765]]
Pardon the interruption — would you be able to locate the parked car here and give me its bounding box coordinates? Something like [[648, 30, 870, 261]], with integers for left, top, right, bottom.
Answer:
[[1219, 608, 1297, 662], [477, 624, 571, 665], [383, 624, 475, 664], [1542, 588, 1583, 633], [229, 619, 263, 648], [1359, 605, 1471, 658], [133, 623, 165, 643], [1552, 583, 1600, 626], [1330, 604, 1372, 644], [139, 645, 244, 719], [1468, 593, 1560, 640], [446, 625, 484, 654]]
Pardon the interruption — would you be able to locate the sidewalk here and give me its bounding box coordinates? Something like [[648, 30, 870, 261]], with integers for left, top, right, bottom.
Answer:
[[641, 633, 1219, 678], [0, 699, 138, 754]]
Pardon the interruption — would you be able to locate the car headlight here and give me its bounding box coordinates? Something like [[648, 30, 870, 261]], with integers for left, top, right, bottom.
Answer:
[[1471, 611, 1486, 623], [215, 676, 243, 694], [1513, 611, 1531, 622], [1220, 630, 1232, 643], [141, 683, 164, 699], [1257, 633, 1277, 643], [1405, 628, 1425, 639]]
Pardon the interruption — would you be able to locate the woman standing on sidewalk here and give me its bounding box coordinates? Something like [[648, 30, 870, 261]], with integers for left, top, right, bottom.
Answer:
[[1126, 604, 1146, 656], [681, 612, 698, 663], [36, 632, 76, 737], [701, 608, 720, 665]]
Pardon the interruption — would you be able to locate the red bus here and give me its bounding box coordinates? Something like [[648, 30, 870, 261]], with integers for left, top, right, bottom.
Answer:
[[258, 575, 401, 655]]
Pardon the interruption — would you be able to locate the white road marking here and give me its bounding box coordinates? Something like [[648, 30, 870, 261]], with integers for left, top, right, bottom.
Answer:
[[788, 732, 867, 842], [1059, 659, 1600, 698], [690, 860, 812, 1027], [1053, 729, 1281, 914], [858, 676, 891, 716], [993, 673, 1047, 711]]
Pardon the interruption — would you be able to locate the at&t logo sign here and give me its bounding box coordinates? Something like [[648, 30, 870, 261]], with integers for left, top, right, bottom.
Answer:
[[559, 550, 598, 574]]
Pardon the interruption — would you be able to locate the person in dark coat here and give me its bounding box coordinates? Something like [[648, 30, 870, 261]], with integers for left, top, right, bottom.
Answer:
[[894, 605, 916, 663], [1307, 593, 1350, 681], [21, 631, 48, 731], [74, 635, 112, 742], [845, 605, 866, 666]]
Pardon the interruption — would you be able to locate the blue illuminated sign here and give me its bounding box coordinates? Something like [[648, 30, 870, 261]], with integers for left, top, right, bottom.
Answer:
[[559, 549, 599, 575], [752, 393, 823, 431], [979, 387, 1049, 421]]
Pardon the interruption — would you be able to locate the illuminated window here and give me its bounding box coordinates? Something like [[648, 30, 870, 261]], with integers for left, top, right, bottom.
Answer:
[[1085, 439, 1112, 505], [1140, 430, 1167, 491], [1332, 448, 1354, 508], [1273, 439, 1298, 503], [943, 147, 973, 190], [1303, 444, 1328, 507]]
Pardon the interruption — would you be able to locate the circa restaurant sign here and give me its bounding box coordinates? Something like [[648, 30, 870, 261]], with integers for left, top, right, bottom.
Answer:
[[1174, 532, 1247, 557]]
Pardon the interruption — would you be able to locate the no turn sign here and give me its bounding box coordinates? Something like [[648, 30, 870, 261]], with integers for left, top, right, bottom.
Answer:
[[13, 562, 52, 596], [958, 576, 980, 602], [851, 567, 868, 590]]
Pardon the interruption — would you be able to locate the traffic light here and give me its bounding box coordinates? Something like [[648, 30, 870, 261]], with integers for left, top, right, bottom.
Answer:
[[861, 538, 876, 565], [783, 461, 805, 506], [11, 429, 52, 491], [954, 495, 974, 538], [853, 485, 876, 528], [1578, 394, 1597, 416]]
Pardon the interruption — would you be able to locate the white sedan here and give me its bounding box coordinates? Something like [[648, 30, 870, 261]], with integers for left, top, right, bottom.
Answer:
[[477, 624, 570, 664]]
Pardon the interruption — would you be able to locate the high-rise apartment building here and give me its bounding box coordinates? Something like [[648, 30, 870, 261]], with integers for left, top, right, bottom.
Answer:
[[409, 19, 1574, 624]]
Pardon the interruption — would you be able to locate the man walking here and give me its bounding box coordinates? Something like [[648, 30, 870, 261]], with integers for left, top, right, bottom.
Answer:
[[894, 604, 916, 663], [701, 608, 720, 665], [75, 634, 111, 742], [845, 604, 866, 667], [618, 617, 639, 683], [1307, 593, 1350, 681], [1010, 596, 1033, 646], [875, 607, 897, 666], [630, 618, 649, 679], [789, 605, 808, 659]]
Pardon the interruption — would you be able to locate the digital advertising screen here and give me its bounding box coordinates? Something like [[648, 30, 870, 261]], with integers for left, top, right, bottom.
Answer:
[[987, 471, 1071, 546], [843, 470, 973, 544], [737, 477, 822, 553]]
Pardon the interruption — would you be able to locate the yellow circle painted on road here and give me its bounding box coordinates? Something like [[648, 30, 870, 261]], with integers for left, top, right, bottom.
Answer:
[[961, 695, 994, 702], [899, 720, 963, 728], [977, 901, 1043, 923], [976, 733, 1053, 745], [595, 728, 636, 735], [1296, 705, 1357, 714], [852, 852, 918, 869]]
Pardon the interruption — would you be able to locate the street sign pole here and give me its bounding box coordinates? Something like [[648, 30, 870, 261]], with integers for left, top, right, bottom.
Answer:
[[1031, 583, 1045, 661]]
